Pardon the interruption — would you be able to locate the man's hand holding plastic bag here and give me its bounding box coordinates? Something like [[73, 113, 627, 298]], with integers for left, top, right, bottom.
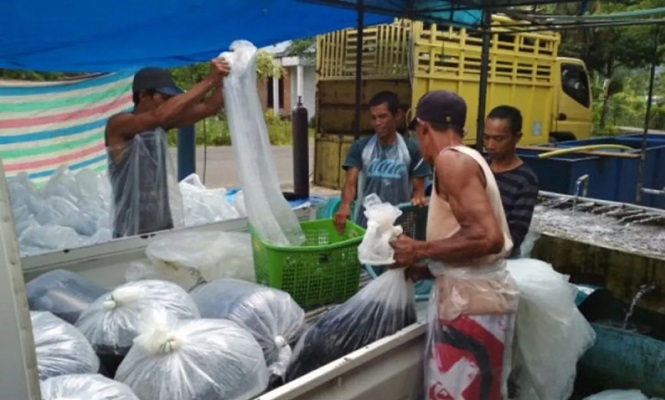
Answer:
[[357, 194, 403, 265]]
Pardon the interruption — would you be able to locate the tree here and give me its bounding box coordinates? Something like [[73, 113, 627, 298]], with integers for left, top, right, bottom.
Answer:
[[285, 37, 316, 60]]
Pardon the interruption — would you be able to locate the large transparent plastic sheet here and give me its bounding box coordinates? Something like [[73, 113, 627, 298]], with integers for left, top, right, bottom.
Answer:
[[41, 374, 139, 400], [115, 308, 269, 400], [506, 258, 596, 400], [424, 263, 519, 400], [220, 40, 304, 246], [31, 311, 100, 380], [106, 128, 184, 238]]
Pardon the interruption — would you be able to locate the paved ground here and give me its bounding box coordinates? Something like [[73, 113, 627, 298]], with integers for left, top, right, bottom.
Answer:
[[169, 144, 341, 197]]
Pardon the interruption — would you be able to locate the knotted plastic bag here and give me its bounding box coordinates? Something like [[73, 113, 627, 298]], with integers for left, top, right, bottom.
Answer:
[[191, 279, 305, 377], [31, 311, 100, 380], [506, 258, 596, 400], [41, 373, 139, 400], [286, 269, 416, 381], [425, 263, 519, 400], [140, 230, 255, 290], [27, 269, 107, 324], [75, 280, 200, 375], [115, 308, 269, 400], [357, 194, 404, 265], [221, 40, 304, 246]]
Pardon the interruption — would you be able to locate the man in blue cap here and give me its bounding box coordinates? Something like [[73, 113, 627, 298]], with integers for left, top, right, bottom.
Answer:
[[105, 58, 230, 238]]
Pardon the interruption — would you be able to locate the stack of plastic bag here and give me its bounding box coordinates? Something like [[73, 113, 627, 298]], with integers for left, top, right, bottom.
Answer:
[[221, 40, 304, 246], [179, 173, 242, 226], [506, 258, 596, 400], [191, 279, 305, 377], [115, 308, 269, 400], [41, 373, 139, 400], [425, 263, 519, 400], [357, 193, 404, 265], [27, 269, 107, 324], [286, 269, 416, 381], [75, 280, 200, 376], [128, 230, 254, 291], [31, 311, 100, 380]]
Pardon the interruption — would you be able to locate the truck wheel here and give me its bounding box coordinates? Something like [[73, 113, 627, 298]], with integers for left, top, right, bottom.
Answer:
[[550, 132, 577, 143]]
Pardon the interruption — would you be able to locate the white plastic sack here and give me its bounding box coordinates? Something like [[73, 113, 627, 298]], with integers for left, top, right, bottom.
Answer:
[[106, 129, 184, 238], [191, 279, 305, 377], [357, 194, 404, 265], [141, 231, 255, 290], [75, 280, 200, 356], [41, 374, 139, 400], [115, 308, 269, 400], [583, 390, 654, 400], [221, 40, 304, 246], [31, 311, 100, 380], [506, 258, 596, 400], [179, 173, 240, 226], [287, 269, 416, 381]]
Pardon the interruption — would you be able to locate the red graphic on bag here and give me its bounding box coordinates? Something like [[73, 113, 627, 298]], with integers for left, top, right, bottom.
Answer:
[[426, 314, 510, 400]]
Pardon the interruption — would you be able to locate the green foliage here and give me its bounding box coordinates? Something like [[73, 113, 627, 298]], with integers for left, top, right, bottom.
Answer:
[[285, 38, 316, 60]]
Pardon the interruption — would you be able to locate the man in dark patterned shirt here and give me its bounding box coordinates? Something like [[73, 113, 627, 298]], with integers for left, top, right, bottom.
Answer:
[[483, 105, 539, 258]]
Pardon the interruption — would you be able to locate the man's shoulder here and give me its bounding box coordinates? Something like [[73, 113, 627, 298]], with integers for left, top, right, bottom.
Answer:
[[515, 162, 539, 185]]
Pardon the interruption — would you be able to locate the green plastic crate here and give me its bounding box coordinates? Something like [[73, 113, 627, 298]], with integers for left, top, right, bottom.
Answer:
[[250, 219, 365, 309]]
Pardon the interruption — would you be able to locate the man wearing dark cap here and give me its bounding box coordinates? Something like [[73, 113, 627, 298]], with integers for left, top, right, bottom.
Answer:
[[389, 91, 518, 399], [105, 58, 229, 238]]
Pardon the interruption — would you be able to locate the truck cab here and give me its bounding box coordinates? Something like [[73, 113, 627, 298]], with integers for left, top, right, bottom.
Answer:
[[550, 57, 593, 142]]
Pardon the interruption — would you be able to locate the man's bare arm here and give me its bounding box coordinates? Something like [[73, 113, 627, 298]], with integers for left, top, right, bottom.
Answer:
[[167, 86, 224, 129], [413, 151, 504, 262], [411, 177, 426, 206], [333, 167, 359, 233]]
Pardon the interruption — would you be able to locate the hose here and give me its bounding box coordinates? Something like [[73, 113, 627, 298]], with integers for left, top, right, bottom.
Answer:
[[537, 144, 635, 159]]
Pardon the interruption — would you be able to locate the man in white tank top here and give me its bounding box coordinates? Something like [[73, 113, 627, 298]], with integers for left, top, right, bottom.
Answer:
[[391, 91, 518, 400]]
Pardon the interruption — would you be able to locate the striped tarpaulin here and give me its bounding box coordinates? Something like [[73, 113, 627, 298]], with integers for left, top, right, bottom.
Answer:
[[0, 71, 134, 185]]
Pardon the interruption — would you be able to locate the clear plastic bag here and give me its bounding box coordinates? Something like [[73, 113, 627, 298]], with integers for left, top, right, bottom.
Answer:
[[19, 225, 83, 254], [506, 258, 596, 400], [106, 129, 184, 238], [425, 264, 519, 400], [75, 280, 200, 357], [40, 373, 139, 400], [221, 40, 304, 246], [286, 269, 416, 381], [583, 390, 653, 400], [191, 279, 305, 377], [27, 269, 107, 324], [518, 230, 541, 259], [357, 193, 404, 265], [115, 308, 269, 400], [142, 231, 255, 290], [31, 311, 100, 380], [179, 173, 240, 226]]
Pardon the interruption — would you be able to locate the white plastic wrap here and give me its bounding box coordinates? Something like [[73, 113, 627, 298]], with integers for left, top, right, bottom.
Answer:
[[115, 308, 269, 400], [506, 258, 596, 400], [221, 40, 304, 246], [357, 193, 404, 265], [75, 280, 200, 356], [179, 173, 241, 226], [31, 311, 100, 380], [27, 269, 107, 324], [583, 390, 653, 400], [287, 269, 416, 381], [41, 374, 139, 400], [425, 263, 519, 400], [139, 231, 255, 290], [107, 129, 184, 238], [191, 279, 305, 377], [518, 230, 541, 259]]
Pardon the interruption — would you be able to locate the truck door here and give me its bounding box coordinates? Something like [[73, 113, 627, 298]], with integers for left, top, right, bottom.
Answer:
[[552, 60, 593, 141]]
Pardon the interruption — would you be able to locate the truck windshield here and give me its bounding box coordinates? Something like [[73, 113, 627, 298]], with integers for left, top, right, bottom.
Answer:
[[561, 63, 591, 108]]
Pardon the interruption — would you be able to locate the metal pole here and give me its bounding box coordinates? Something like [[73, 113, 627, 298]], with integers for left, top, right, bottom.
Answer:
[[177, 125, 196, 181], [636, 26, 660, 205], [475, 9, 492, 151], [353, 0, 364, 140]]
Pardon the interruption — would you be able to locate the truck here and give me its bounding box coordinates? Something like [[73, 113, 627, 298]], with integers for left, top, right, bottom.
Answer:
[[0, 159, 430, 400], [313, 16, 594, 189]]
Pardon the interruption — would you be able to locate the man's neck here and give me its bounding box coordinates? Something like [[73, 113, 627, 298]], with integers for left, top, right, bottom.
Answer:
[[377, 132, 397, 146], [433, 132, 463, 154], [490, 153, 523, 173]]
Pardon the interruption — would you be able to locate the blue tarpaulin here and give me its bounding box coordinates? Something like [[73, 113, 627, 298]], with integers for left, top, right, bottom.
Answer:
[[0, 0, 485, 73]]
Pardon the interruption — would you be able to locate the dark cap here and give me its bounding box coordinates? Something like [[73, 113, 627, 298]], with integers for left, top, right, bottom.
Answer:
[[132, 67, 183, 97], [409, 90, 466, 130]]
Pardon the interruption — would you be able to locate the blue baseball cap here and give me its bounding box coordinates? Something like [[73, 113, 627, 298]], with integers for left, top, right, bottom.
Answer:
[[132, 67, 183, 97]]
